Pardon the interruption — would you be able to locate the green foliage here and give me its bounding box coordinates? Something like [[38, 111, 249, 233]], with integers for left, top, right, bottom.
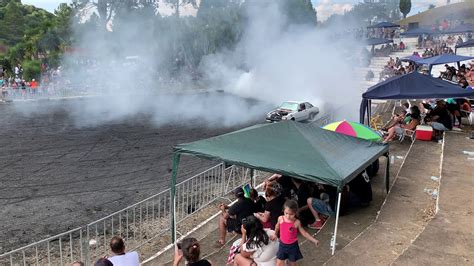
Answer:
[[399, 0, 412, 18], [0, 1, 25, 45], [21, 59, 41, 80], [281, 0, 317, 26], [322, 0, 403, 27]]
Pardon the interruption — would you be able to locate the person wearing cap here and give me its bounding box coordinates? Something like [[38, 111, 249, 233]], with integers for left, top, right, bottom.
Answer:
[[216, 187, 255, 247]]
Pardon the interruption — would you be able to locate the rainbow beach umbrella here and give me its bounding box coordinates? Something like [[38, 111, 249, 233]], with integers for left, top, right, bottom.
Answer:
[[323, 120, 382, 141]]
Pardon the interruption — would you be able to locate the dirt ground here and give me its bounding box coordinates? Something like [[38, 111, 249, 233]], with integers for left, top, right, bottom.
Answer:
[[0, 96, 270, 253]]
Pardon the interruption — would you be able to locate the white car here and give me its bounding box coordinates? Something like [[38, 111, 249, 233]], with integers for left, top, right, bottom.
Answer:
[[266, 101, 319, 122]]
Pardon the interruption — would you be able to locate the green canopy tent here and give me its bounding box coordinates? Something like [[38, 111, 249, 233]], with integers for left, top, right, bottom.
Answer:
[[170, 121, 389, 254]]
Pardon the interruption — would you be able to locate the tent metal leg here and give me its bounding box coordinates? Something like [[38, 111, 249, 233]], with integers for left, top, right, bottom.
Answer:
[[170, 153, 181, 244], [385, 153, 390, 193], [250, 169, 255, 188], [331, 192, 342, 255], [368, 99, 372, 127]]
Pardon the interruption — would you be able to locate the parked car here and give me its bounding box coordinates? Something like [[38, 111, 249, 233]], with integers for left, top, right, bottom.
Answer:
[[265, 101, 319, 122]]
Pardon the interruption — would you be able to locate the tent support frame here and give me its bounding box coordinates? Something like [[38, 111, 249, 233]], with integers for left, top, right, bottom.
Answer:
[[384, 152, 390, 193], [170, 153, 181, 244], [250, 169, 255, 188], [331, 191, 342, 255], [367, 100, 372, 126]]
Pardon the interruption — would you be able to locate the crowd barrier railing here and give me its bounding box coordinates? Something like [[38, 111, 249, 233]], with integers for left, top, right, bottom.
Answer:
[[0, 163, 258, 265]]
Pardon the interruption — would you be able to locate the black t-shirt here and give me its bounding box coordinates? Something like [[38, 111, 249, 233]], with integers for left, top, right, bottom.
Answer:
[[228, 198, 255, 223], [253, 196, 266, 213], [265, 196, 285, 229], [431, 107, 452, 130], [277, 175, 295, 199], [189, 259, 212, 266], [295, 183, 311, 209]]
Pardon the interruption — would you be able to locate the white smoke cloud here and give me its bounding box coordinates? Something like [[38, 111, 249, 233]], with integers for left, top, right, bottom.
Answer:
[[201, 1, 364, 121], [14, 0, 366, 127]]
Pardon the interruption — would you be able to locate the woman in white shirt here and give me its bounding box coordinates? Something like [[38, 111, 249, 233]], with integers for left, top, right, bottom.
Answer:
[[234, 216, 279, 266]]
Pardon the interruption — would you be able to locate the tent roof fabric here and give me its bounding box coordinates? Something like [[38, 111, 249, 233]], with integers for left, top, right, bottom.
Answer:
[[365, 38, 394, 46], [362, 72, 474, 100], [367, 22, 400, 28], [400, 28, 434, 36], [174, 121, 388, 189], [456, 39, 474, 49], [416, 54, 474, 66], [400, 55, 422, 63]]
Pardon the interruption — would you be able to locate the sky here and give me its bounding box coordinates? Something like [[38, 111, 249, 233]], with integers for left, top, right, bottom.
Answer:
[[22, 0, 461, 21]]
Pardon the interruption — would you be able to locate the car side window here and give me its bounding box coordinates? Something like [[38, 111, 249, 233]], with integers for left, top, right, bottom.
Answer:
[[305, 102, 313, 109], [299, 103, 305, 111]]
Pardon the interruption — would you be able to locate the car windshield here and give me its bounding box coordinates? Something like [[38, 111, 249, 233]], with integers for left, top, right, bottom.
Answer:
[[279, 102, 299, 111]]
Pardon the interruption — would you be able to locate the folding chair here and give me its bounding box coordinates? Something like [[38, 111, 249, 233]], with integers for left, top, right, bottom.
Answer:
[[397, 128, 416, 143], [461, 109, 473, 126], [370, 114, 384, 131]]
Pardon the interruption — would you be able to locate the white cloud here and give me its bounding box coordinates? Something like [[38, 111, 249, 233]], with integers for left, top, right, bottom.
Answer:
[[315, 0, 353, 22]]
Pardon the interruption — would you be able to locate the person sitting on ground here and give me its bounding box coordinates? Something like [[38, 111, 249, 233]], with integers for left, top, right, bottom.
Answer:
[[250, 188, 266, 213], [94, 258, 113, 266], [264, 174, 294, 199], [107, 236, 140, 266], [307, 190, 335, 230], [428, 100, 453, 140], [399, 41, 405, 50], [291, 178, 312, 226], [218, 187, 255, 247], [174, 237, 213, 266], [233, 216, 278, 266], [383, 106, 421, 142], [254, 181, 285, 230], [446, 98, 462, 128], [461, 98, 472, 113]]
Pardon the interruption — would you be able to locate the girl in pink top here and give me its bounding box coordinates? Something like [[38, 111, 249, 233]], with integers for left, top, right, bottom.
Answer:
[[271, 200, 319, 265]]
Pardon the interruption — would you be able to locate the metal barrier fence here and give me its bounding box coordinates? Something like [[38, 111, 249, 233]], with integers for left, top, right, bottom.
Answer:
[[1, 86, 90, 101], [313, 113, 332, 127], [0, 163, 257, 265]]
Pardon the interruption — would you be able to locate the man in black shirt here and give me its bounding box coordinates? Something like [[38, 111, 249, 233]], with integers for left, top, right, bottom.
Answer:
[[217, 187, 255, 246], [429, 100, 452, 139]]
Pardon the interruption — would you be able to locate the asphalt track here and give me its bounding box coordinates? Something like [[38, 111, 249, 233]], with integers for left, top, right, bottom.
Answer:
[[0, 95, 268, 253]]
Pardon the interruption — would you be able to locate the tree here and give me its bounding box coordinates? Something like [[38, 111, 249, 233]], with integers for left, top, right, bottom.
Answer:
[[1, 1, 25, 45], [282, 0, 317, 26], [399, 0, 411, 19]]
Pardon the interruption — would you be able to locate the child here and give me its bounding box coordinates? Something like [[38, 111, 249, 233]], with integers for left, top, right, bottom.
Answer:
[[173, 237, 213, 266], [271, 200, 319, 266]]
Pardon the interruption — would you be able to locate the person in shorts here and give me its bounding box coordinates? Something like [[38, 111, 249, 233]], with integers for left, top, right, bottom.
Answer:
[[307, 192, 335, 230], [217, 187, 255, 247]]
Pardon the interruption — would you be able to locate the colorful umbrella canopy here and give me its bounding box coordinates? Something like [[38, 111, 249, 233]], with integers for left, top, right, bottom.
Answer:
[[323, 120, 382, 141]]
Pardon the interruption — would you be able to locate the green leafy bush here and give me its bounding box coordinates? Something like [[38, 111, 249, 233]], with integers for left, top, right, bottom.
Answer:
[[21, 60, 41, 81]]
